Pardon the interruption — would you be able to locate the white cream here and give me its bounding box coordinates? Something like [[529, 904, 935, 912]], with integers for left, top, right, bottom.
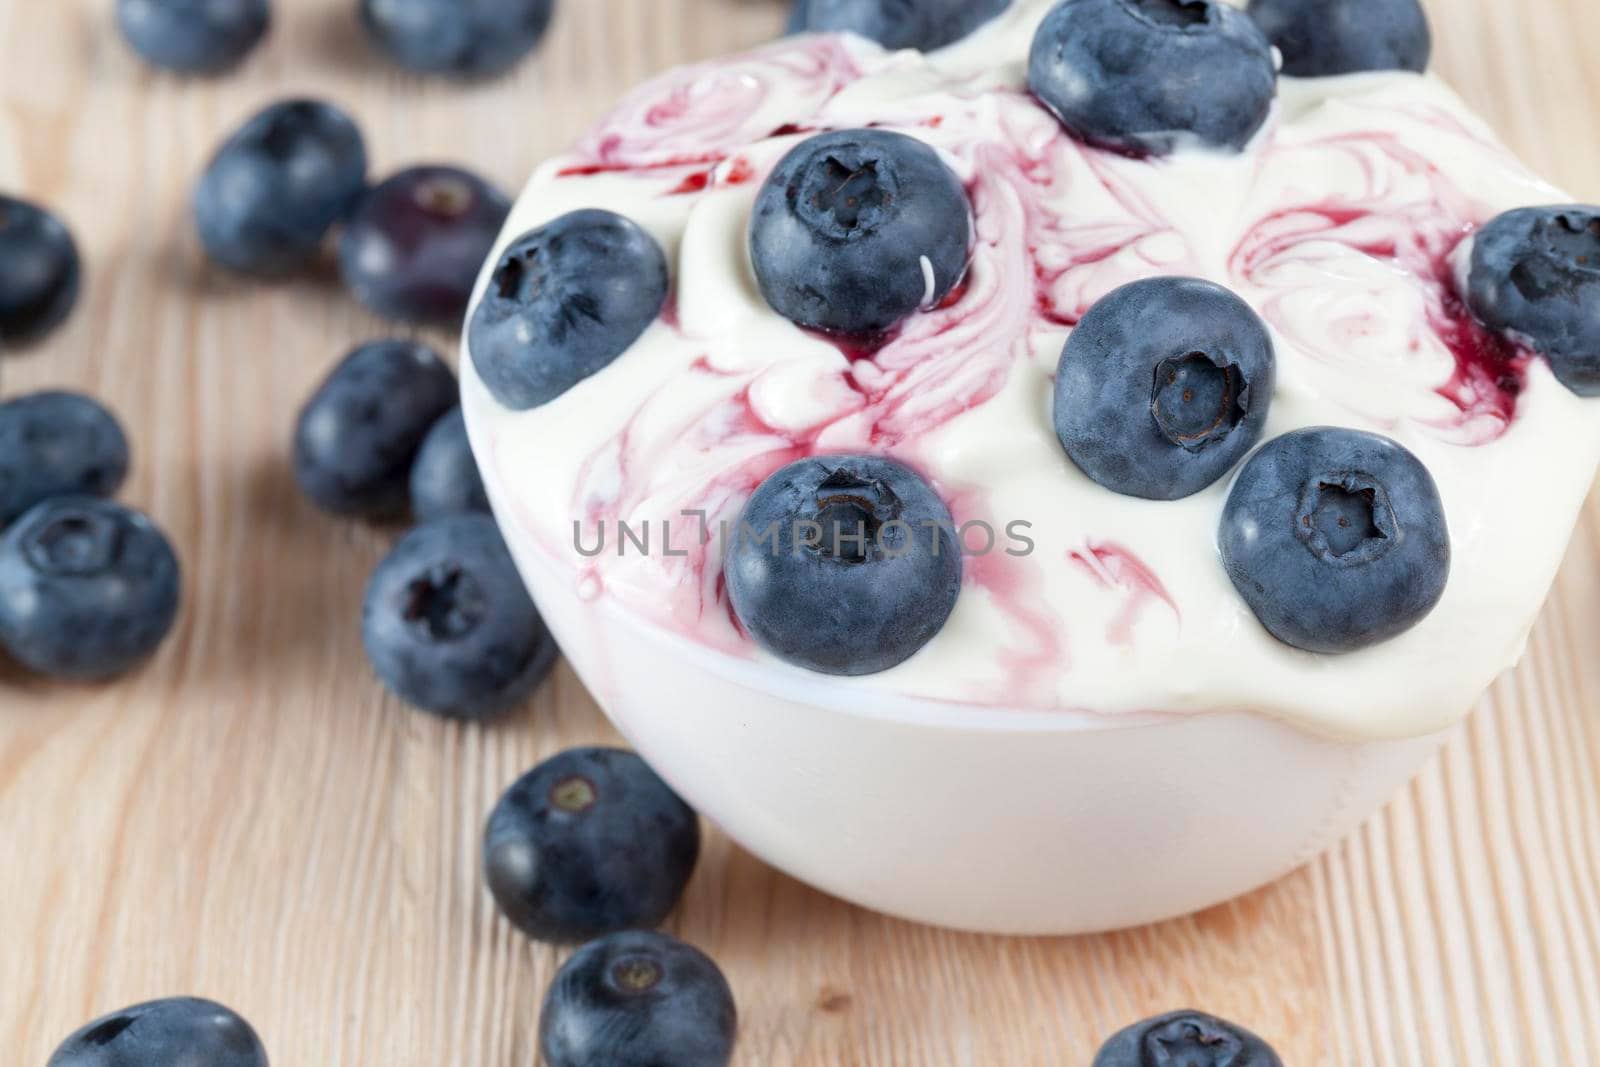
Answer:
[[462, 1, 1600, 741]]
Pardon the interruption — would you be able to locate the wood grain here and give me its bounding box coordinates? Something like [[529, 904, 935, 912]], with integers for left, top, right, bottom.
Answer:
[[3, 0, 1599, 1063]]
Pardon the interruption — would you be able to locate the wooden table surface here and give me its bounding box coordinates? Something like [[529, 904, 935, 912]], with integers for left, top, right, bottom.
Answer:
[[4, 0, 1600, 1063]]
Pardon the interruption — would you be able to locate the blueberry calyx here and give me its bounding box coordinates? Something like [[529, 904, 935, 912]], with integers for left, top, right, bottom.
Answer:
[[1142, 1012, 1247, 1063], [550, 775, 597, 812], [25, 512, 125, 576], [402, 563, 487, 640], [808, 468, 903, 563], [1295, 475, 1394, 566], [1151, 351, 1248, 452], [610, 956, 666, 995]]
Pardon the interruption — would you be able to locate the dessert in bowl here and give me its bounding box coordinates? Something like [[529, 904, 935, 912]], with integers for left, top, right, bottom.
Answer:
[[460, 0, 1600, 933]]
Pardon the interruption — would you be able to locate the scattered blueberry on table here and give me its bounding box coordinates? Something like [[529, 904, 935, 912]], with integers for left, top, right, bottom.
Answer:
[[0, 194, 81, 346], [1219, 427, 1451, 654], [193, 99, 368, 276], [116, 0, 272, 75], [47, 997, 267, 1067], [293, 339, 458, 520], [410, 406, 491, 521], [788, 0, 1011, 51], [1247, 0, 1431, 77], [1464, 204, 1600, 397], [469, 208, 670, 410], [360, 0, 556, 77], [725, 454, 962, 675], [749, 128, 971, 337], [339, 164, 511, 324], [1028, 0, 1278, 156], [540, 930, 737, 1067], [362, 513, 557, 718], [1092, 1009, 1283, 1067], [0, 391, 129, 528], [1054, 276, 1276, 500], [0, 497, 181, 681], [485, 746, 701, 944]]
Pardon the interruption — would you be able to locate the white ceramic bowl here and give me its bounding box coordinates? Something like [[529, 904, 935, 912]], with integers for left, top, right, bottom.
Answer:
[[463, 368, 1446, 934]]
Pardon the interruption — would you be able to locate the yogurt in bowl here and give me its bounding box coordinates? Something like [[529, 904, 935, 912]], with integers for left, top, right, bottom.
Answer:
[[460, 0, 1600, 932]]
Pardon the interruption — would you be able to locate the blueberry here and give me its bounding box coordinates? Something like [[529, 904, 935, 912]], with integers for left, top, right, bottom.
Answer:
[[46, 997, 267, 1067], [293, 339, 458, 520], [468, 209, 669, 411], [339, 165, 510, 324], [1464, 205, 1600, 397], [410, 406, 490, 521], [540, 930, 736, 1067], [1219, 427, 1450, 654], [361, 513, 556, 718], [788, 0, 1012, 51], [0, 497, 181, 680], [116, 0, 271, 74], [484, 747, 700, 944], [1247, 0, 1430, 77], [1054, 276, 1275, 500], [0, 392, 130, 528], [1092, 1010, 1283, 1067], [749, 129, 971, 336], [1028, 0, 1277, 156], [0, 195, 80, 346], [193, 99, 367, 276], [724, 454, 961, 675], [360, 0, 555, 78]]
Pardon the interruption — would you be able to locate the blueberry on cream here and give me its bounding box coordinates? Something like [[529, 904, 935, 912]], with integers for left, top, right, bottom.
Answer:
[[725, 455, 961, 676], [1248, 0, 1432, 77], [1219, 427, 1451, 655], [1054, 277, 1276, 500], [1464, 204, 1600, 397], [1028, 0, 1278, 156], [749, 129, 972, 336], [1092, 1010, 1284, 1067], [469, 209, 670, 411], [540, 930, 737, 1067], [47, 997, 267, 1067], [788, 0, 1012, 51]]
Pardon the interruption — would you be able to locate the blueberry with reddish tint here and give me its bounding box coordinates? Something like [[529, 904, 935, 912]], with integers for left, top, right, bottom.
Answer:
[[1464, 205, 1600, 397], [193, 99, 367, 276], [46, 997, 267, 1067], [540, 930, 736, 1067], [410, 407, 490, 520], [362, 513, 556, 718], [749, 129, 970, 336], [0, 497, 181, 681], [469, 209, 669, 410], [360, 0, 555, 78], [339, 165, 510, 324], [1092, 1010, 1283, 1067], [1219, 427, 1450, 654], [1248, 0, 1430, 77], [485, 747, 700, 944], [0, 392, 129, 528], [116, 0, 271, 74], [788, 0, 1011, 51], [725, 455, 961, 676], [1054, 276, 1275, 500], [293, 339, 458, 520], [0, 195, 80, 345], [1028, 0, 1276, 156]]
